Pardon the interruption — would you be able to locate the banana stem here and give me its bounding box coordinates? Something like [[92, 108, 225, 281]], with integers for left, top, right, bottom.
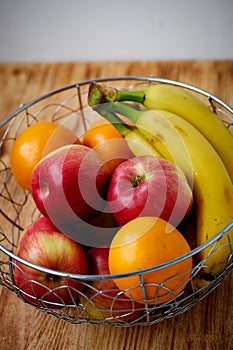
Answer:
[[94, 102, 141, 125], [88, 83, 145, 107], [94, 104, 135, 137]]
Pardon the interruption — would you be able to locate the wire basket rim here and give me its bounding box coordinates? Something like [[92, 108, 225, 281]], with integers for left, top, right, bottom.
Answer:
[[1, 75, 232, 129], [1, 220, 233, 280]]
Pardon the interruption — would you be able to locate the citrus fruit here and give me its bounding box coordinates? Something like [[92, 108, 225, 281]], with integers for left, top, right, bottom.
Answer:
[[10, 121, 78, 190], [109, 216, 192, 305], [82, 117, 133, 174]]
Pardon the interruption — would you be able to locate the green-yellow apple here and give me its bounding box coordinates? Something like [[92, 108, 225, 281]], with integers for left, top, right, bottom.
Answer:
[[79, 247, 142, 322], [107, 155, 193, 227], [13, 216, 88, 308], [30, 144, 110, 243]]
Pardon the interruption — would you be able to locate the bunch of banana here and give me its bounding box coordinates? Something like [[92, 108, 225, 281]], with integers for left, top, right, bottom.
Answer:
[[88, 82, 233, 183], [88, 84, 233, 292]]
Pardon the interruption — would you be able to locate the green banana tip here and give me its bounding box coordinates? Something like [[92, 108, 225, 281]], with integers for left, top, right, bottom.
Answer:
[[88, 82, 118, 108], [88, 82, 103, 108]]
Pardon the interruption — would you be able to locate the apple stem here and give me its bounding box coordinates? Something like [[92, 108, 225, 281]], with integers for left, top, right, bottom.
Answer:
[[47, 274, 55, 281], [88, 82, 145, 107], [133, 174, 143, 187]]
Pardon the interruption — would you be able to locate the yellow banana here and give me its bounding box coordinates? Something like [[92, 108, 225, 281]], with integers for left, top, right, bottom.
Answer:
[[92, 102, 233, 280], [124, 128, 162, 158], [88, 82, 233, 183]]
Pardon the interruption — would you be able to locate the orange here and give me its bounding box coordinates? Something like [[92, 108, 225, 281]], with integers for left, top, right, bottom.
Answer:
[[82, 117, 133, 174], [10, 121, 79, 191], [109, 217, 192, 305]]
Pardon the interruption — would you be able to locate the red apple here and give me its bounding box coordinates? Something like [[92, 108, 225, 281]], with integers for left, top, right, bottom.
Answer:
[[30, 144, 110, 243], [107, 155, 193, 227], [79, 247, 142, 322], [13, 216, 88, 308]]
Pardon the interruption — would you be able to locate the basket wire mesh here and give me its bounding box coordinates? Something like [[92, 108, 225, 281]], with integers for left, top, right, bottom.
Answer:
[[0, 76, 232, 326]]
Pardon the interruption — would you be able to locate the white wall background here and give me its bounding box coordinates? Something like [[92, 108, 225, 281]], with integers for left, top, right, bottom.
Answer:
[[0, 0, 232, 62]]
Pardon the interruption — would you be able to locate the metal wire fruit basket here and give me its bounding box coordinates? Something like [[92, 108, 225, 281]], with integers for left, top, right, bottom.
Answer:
[[0, 76, 232, 327]]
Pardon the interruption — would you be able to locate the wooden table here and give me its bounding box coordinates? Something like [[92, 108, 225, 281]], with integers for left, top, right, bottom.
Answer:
[[0, 60, 232, 350]]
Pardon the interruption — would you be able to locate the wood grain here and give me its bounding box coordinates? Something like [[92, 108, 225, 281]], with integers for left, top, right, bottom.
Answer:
[[0, 60, 232, 350]]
